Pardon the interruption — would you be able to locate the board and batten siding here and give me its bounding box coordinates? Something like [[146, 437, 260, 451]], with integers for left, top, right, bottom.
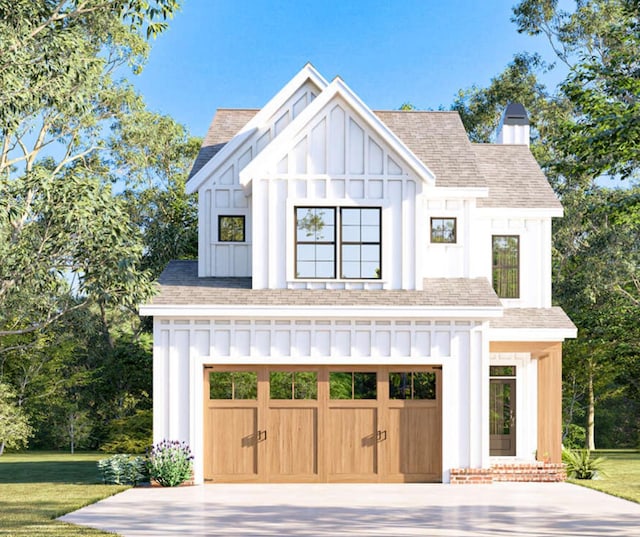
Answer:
[[251, 99, 422, 290], [152, 317, 488, 484], [197, 81, 320, 278]]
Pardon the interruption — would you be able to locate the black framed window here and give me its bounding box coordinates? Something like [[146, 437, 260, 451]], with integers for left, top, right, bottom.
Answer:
[[430, 217, 456, 243], [295, 207, 336, 278], [341, 207, 381, 279], [492, 235, 519, 298], [218, 215, 245, 242]]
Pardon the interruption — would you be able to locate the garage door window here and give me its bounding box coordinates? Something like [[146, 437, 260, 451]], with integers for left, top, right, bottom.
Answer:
[[269, 371, 318, 400], [389, 372, 436, 400], [329, 372, 377, 399], [209, 371, 257, 400]]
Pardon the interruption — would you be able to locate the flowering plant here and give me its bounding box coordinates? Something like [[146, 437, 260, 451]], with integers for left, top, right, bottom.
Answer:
[[147, 440, 193, 486]]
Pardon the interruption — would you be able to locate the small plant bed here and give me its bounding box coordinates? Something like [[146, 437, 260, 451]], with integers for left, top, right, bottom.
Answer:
[[0, 451, 127, 536], [567, 450, 640, 504]]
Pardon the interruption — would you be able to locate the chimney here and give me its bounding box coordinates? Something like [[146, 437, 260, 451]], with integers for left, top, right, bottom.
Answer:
[[496, 103, 530, 146]]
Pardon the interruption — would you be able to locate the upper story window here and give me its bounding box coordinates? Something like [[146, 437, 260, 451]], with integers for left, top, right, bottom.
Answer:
[[430, 217, 456, 243], [295, 206, 381, 280], [219, 215, 245, 242], [492, 235, 519, 298]]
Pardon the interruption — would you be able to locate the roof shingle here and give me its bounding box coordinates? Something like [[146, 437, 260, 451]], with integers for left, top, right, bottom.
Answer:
[[148, 260, 502, 309]]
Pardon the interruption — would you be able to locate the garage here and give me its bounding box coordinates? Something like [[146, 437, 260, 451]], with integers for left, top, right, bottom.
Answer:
[[203, 365, 442, 483]]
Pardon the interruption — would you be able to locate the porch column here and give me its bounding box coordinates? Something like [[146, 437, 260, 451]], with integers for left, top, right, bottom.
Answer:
[[536, 342, 563, 463]]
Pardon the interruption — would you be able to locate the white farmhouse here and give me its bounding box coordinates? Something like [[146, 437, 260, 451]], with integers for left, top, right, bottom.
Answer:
[[140, 64, 576, 484]]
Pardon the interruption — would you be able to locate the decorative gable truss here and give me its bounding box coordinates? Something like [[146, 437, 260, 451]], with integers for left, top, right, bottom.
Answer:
[[187, 64, 328, 278], [239, 78, 436, 290]]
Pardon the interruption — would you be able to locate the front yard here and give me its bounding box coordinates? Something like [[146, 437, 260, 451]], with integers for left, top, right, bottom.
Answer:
[[569, 450, 640, 504], [0, 452, 126, 536]]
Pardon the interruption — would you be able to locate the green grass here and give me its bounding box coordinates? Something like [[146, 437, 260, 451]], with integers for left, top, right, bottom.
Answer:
[[0, 451, 127, 536], [569, 450, 640, 504]]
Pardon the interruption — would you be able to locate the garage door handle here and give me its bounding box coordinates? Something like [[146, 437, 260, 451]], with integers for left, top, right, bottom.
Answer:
[[376, 430, 387, 441], [258, 430, 267, 442]]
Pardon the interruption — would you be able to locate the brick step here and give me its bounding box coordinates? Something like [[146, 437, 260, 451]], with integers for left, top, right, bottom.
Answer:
[[450, 463, 566, 484]]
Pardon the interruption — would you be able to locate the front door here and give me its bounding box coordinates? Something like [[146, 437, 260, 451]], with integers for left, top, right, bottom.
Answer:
[[489, 374, 516, 456]]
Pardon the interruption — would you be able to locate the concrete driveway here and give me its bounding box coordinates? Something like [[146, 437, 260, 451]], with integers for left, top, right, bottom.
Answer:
[[60, 483, 640, 536]]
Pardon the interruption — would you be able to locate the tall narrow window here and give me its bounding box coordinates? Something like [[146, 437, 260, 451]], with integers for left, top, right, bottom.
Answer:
[[295, 207, 336, 278], [341, 208, 381, 279], [492, 235, 519, 298]]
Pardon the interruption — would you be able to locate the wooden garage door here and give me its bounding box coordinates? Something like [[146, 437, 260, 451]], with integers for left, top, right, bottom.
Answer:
[[203, 366, 441, 483]]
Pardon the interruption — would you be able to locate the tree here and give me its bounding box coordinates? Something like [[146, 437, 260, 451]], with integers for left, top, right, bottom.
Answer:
[[0, 382, 32, 455], [0, 1, 180, 350], [513, 0, 640, 180]]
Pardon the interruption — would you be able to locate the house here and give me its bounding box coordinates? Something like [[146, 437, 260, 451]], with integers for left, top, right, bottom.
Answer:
[[139, 64, 576, 484]]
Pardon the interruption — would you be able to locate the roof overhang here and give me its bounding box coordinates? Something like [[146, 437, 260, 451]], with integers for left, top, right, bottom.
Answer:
[[239, 77, 436, 187], [476, 207, 564, 218], [140, 304, 503, 319], [488, 327, 577, 342], [185, 63, 329, 195]]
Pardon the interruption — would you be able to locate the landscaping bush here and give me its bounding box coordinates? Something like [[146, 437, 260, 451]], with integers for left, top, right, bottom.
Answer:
[[147, 440, 193, 486], [97, 454, 148, 485], [100, 409, 152, 454], [562, 448, 607, 480]]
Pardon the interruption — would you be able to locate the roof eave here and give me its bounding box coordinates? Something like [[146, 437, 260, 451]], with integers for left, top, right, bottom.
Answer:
[[488, 327, 577, 342], [185, 63, 329, 195]]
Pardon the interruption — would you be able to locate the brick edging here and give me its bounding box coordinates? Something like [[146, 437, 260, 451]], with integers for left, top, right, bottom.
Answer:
[[450, 463, 566, 484]]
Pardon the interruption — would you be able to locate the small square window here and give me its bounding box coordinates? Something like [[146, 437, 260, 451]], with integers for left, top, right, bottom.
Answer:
[[218, 215, 245, 242], [431, 218, 456, 243]]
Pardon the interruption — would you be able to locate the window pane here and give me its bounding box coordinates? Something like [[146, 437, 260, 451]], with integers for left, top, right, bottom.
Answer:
[[294, 372, 317, 400], [413, 372, 436, 399], [233, 372, 257, 399], [330, 372, 352, 399], [361, 262, 380, 279], [315, 244, 335, 262], [492, 236, 519, 298], [341, 261, 360, 279], [315, 261, 335, 278], [219, 216, 245, 242], [431, 218, 456, 243], [342, 225, 361, 242], [296, 261, 315, 278], [342, 244, 360, 262], [389, 373, 411, 400], [210, 372, 233, 399], [361, 208, 380, 226], [490, 366, 516, 377], [361, 225, 380, 242], [361, 244, 379, 262], [297, 244, 315, 261], [341, 209, 360, 225], [354, 373, 377, 399], [270, 371, 293, 399]]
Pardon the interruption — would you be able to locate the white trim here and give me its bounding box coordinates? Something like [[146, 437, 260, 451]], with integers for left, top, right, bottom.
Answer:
[[476, 207, 563, 218], [185, 63, 329, 194], [488, 327, 577, 341], [140, 304, 504, 319], [239, 77, 436, 187], [426, 186, 489, 199]]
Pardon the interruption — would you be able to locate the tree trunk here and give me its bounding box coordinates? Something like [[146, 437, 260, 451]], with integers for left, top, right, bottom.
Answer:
[[69, 413, 75, 455], [0, 441, 4, 456], [587, 368, 596, 451]]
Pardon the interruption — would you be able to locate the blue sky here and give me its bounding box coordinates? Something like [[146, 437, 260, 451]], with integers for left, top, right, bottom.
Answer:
[[132, 0, 562, 138]]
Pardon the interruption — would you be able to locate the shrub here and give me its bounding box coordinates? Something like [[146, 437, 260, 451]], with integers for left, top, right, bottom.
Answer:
[[98, 454, 148, 485], [147, 440, 193, 487], [562, 448, 607, 480], [100, 409, 152, 454]]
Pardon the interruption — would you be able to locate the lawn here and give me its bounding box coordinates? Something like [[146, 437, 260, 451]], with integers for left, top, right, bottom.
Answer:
[[569, 450, 640, 504], [0, 451, 127, 537]]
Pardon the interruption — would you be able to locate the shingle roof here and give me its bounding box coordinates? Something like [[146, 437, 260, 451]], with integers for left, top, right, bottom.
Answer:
[[148, 260, 502, 309], [188, 108, 559, 209], [373, 111, 485, 188], [188, 109, 257, 180], [472, 144, 561, 209], [490, 307, 576, 330]]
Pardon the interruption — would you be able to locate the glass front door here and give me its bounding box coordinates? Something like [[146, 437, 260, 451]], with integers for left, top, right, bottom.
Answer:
[[489, 366, 516, 456]]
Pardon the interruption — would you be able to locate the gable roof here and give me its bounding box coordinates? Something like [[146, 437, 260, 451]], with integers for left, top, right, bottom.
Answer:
[[185, 63, 329, 194], [238, 77, 436, 187], [472, 144, 562, 210], [144, 260, 502, 310], [188, 109, 257, 180]]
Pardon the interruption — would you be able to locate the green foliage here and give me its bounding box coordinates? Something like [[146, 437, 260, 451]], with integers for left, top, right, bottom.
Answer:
[[563, 448, 607, 479], [0, 383, 32, 454], [97, 454, 147, 485], [100, 410, 152, 454], [147, 440, 193, 487]]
